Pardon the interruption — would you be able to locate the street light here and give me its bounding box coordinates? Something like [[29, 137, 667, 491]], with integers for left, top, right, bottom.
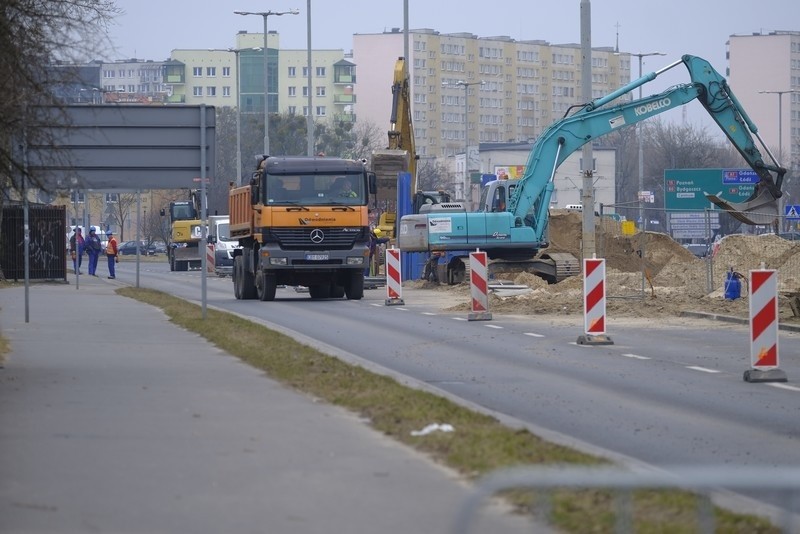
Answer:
[[630, 52, 665, 229], [758, 89, 799, 161], [234, 9, 299, 156], [229, 47, 261, 185], [759, 89, 798, 230], [443, 80, 484, 198]]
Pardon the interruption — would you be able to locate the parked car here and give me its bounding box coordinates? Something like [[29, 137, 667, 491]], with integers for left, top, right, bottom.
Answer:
[[149, 240, 167, 254], [682, 243, 709, 258], [118, 240, 154, 256]]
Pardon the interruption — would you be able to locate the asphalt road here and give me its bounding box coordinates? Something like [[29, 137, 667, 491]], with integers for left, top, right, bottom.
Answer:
[[118, 260, 800, 514]]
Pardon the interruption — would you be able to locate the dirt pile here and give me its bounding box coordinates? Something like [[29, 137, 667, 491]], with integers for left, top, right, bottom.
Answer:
[[424, 211, 800, 322]]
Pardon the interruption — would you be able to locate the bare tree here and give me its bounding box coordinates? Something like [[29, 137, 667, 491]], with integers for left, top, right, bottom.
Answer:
[[349, 119, 385, 161]]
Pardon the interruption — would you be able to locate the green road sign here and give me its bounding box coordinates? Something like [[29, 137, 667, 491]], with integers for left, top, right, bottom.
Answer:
[[664, 169, 756, 211]]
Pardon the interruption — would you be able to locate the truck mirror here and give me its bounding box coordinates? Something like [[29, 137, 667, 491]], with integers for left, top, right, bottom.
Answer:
[[159, 208, 165, 217], [208, 235, 217, 244], [367, 172, 377, 195]]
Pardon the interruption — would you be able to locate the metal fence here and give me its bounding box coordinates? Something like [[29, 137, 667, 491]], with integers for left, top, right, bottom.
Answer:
[[1, 203, 67, 281], [452, 465, 800, 533], [596, 204, 800, 299]]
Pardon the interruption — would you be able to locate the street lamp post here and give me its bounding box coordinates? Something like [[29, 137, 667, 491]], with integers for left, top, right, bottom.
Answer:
[[229, 47, 261, 185], [234, 9, 299, 156], [630, 52, 665, 230], [443, 80, 484, 199], [759, 89, 798, 230]]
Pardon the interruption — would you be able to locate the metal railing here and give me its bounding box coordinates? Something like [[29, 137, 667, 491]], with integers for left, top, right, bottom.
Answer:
[[452, 465, 800, 533]]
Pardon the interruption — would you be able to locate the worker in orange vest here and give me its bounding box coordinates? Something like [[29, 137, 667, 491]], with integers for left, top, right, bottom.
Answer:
[[105, 230, 119, 279]]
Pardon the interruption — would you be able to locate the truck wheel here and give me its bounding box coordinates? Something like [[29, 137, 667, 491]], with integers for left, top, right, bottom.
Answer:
[[176, 259, 188, 272], [240, 258, 257, 300], [345, 271, 364, 300], [233, 256, 243, 299], [257, 272, 277, 301], [309, 285, 331, 299], [330, 284, 345, 298]]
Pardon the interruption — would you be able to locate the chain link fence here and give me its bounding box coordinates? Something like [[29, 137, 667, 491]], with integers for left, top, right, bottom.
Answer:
[[596, 203, 800, 300]]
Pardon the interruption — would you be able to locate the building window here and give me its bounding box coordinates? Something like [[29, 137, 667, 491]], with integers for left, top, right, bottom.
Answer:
[[303, 106, 309, 116], [193, 67, 202, 76], [288, 66, 296, 77], [70, 191, 85, 203], [193, 86, 203, 96], [315, 66, 326, 77], [105, 193, 119, 203], [222, 86, 231, 97], [206, 67, 216, 77], [316, 106, 326, 116], [302, 86, 309, 97], [288, 86, 296, 97], [222, 66, 231, 77], [206, 86, 216, 96], [103, 70, 115, 78], [302, 66, 309, 77], [288, 106, 296, 115], [315, 86, 326, 97]]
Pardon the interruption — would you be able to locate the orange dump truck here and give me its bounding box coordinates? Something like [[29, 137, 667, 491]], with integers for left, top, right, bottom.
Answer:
[[229, 155, 377, 301]]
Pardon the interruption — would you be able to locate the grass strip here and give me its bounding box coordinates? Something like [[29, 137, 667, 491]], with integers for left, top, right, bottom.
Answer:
[[119, 286, 776, 533]]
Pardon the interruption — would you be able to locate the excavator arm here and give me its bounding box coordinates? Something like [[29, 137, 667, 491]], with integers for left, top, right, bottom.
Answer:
[[510, 54, 784, 231]]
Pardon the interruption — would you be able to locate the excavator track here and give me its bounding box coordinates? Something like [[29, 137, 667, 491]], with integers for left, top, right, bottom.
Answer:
[[487, 252, 580, 284]]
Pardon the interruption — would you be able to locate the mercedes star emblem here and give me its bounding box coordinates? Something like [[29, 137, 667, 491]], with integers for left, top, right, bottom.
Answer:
[[310, 229, 325, 243]]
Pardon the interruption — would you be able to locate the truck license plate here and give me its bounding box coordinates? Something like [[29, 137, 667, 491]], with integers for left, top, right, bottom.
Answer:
[[305, 253, 329, 261]]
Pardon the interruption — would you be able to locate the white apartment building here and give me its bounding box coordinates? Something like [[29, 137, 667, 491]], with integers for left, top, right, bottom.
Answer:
[[728, 30, 800, 171]]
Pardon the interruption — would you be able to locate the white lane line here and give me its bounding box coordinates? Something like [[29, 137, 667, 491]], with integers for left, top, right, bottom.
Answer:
[[686, 366, 721, 374], [394, 307, 409, 311], [484, 324, 503, 329], [421, 312, 437, 316], [452, 317, 468, 321], [767, 383, 800, 392], [621, 353, 651, 360], [524, 332, 544, 338], [370, 303, 382, 307]]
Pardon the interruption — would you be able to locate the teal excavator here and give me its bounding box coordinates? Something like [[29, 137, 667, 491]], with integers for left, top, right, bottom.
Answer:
[[398, 55, 785, 267]]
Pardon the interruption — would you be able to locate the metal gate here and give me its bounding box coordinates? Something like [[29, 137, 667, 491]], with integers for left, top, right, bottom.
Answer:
[[1, 203, 66, 281]]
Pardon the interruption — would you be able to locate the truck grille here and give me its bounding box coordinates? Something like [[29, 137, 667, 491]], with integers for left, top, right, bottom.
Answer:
[[268, 227, 363, 250]]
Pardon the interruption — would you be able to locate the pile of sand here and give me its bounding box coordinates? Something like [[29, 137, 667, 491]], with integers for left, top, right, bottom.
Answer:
[[436, 211, 800, 322]]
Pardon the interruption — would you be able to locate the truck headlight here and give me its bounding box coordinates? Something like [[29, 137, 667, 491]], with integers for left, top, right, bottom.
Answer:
[[347, 257, 364, 265], [269, 257, 288, 266]]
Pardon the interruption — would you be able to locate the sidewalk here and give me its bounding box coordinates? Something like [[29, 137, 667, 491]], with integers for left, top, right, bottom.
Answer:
[[0, 275, 537, 534]]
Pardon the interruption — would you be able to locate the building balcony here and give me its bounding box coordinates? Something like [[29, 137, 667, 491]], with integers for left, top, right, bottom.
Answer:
[[166, 94, 185, 104], [333, 94, 356, 104], [334, 113, 356, 123], [165, 74, 185, 84], [334, 74, 356, 84]]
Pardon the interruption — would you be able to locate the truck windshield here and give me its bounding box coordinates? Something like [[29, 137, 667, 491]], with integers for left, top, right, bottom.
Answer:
[[266, 172, 366, 206]]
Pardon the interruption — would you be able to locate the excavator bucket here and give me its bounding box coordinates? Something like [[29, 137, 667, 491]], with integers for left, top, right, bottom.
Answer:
[[706, 188, 781, 226]]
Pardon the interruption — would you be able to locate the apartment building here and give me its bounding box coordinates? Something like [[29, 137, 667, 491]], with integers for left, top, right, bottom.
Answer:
[[99, 59, 170, 104], [353, 28, 629, 161], [727, 30, 800, 171]]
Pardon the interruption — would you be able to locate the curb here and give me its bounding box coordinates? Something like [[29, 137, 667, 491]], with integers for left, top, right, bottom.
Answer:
[[680, 310, 800, 333]]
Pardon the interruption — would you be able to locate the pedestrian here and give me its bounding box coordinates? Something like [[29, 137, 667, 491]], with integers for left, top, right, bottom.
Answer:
[[365, 227, 389, 276], [105, 230, 119, 279], [84, 227, 103, 276], [69, 227, 85, 274]]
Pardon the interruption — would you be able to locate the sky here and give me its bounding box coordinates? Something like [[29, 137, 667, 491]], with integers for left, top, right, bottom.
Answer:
[[107, 0, 799, 127]]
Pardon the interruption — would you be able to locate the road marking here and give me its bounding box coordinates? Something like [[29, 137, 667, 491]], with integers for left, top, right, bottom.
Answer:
[[484, 324, 503, 329], [395, 307, 408, 311], [767, 383, 800, 392], [421, 312, 437, 316], [452, 317, 468, 321], [686, 366, 721, 374], [621, 353, 651, 360], [370, 303, 382, 307], [523, 332, 544, 338]]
